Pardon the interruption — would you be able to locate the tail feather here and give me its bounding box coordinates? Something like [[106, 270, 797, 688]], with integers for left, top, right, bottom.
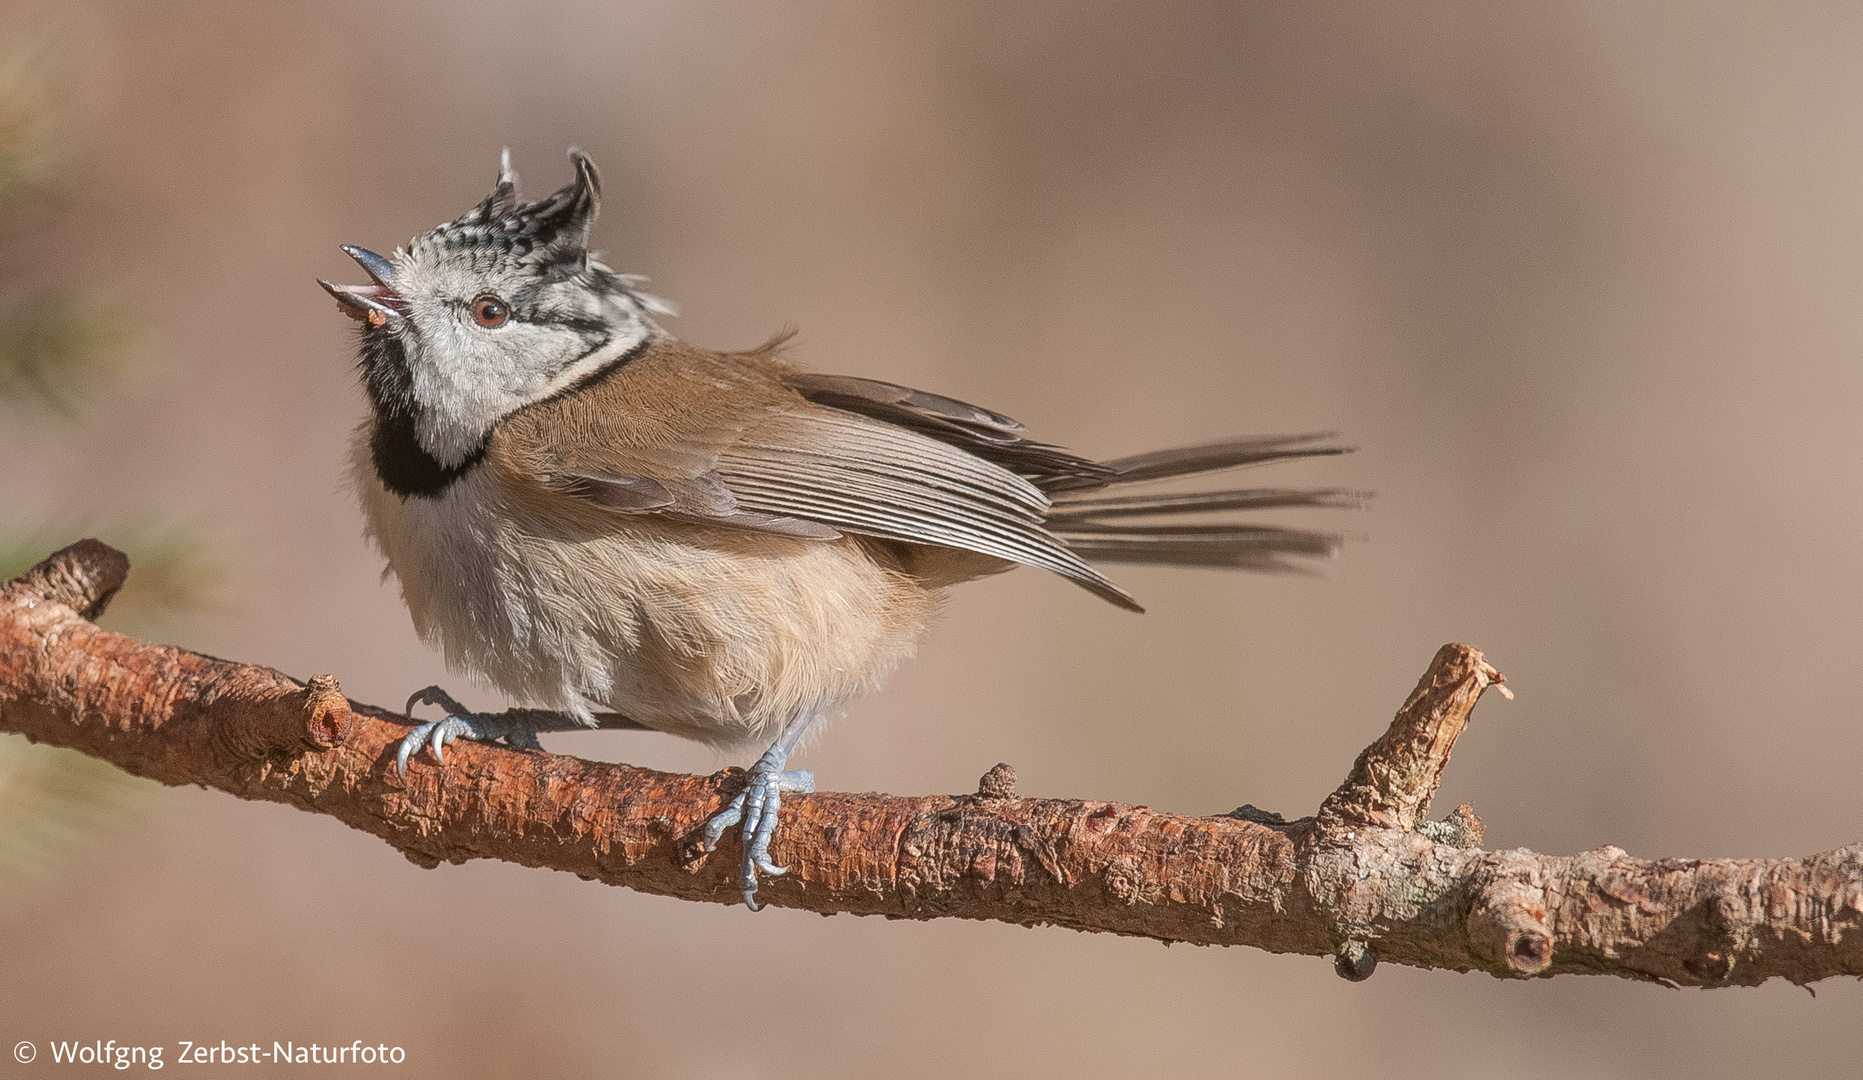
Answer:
[[1044, 433, 1360, 577], [1048, 433, 1347, 492], [1059, 532, 1342, 571], [1046, 486, 1365, 522]]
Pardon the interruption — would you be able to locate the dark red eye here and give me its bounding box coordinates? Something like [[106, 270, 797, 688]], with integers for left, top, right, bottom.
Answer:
[[471, 295, 509, 328]]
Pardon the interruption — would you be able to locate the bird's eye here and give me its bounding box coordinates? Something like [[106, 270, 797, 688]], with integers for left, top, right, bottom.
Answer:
[[471, 295, 509, 328]]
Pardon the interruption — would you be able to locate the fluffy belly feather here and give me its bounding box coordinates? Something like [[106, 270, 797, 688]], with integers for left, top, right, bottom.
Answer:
[[352, 432, 940, 748]]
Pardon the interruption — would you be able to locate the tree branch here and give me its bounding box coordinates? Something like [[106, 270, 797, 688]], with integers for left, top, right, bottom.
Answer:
[[3, 540, 1860, 986]]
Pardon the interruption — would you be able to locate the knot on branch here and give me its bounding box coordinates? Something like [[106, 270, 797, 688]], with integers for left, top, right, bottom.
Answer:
[[1418, 803, 1485, 847], [9, 539, 129, 620], [976, 763, 1017, 799], [1334, 941, 1378, 981], [1468, 879, 1553, 977], [1228, 804, 1290, 826], [302, 674, 355, 750], [201, 674, 358, 762], [1299, 646, 1512, 981]]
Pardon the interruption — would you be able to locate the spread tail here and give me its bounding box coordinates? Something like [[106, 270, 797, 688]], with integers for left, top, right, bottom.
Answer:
[[1045, 434, 1363, 574]]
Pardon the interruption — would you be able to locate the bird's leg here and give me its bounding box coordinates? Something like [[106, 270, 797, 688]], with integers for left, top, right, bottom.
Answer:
[[395, 686, 593, 777], [700, 707, 820, 910]]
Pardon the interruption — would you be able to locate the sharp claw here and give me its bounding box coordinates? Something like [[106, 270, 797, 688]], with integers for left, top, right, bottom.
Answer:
[[406, 685, 471, 720], [740, 851, 763, 909], [406, 686, 439, 719], [396, 722, 434, 778]]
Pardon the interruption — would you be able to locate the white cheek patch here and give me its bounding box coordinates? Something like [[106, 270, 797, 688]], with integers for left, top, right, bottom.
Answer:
[[407, 306, 526, 467], [531, 309, 655, 399], [403, 295, 656, 468]]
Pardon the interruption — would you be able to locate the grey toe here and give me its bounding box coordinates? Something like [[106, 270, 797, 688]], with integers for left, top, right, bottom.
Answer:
[[396, 689, 547, 776], [704, 763, 819, 910]]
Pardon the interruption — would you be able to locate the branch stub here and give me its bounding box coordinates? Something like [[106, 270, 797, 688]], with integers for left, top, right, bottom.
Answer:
[[9, 539, 130, 619]]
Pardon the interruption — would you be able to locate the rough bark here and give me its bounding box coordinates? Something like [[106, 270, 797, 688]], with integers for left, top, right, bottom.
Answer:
[[3, 540, 1860, 987]]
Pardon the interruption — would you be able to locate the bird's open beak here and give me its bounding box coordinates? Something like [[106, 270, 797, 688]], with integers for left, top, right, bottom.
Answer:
[[318, 245, 405, 331]]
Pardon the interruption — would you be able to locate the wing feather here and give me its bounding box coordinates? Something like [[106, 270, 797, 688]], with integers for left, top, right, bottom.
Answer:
[[716, 406, 1139, 609], [505, 339, 1140, 608], [786, 371, 1114, 487]]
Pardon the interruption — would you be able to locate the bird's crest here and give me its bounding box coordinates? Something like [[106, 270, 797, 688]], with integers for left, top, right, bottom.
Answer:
[[416, 148, 602, 273]]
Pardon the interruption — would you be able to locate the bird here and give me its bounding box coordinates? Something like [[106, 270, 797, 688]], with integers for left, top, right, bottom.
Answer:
[[321, 149, 1356, 910]]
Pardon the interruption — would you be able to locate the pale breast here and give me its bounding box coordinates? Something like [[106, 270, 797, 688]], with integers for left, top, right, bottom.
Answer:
[[351, 426, 941, 748]]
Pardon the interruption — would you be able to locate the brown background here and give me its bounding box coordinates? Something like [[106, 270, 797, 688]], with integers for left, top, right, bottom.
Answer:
[[3, 2, 1860, 1076]]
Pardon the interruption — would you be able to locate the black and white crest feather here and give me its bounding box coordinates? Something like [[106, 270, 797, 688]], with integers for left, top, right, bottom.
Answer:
[[416, 148, 603, 278]]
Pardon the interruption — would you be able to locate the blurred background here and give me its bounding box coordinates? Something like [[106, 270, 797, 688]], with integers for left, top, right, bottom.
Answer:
[[2, 1, 1860, 1076]]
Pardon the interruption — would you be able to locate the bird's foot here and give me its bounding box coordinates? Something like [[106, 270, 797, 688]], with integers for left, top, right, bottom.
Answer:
[[701, 745, 815, 911], [397, 686, 545, 777]]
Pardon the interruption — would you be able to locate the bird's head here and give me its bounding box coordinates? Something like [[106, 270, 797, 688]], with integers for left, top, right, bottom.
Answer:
[[321, 149, 673, 468]]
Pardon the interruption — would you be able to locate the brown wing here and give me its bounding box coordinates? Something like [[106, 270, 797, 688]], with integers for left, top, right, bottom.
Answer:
[[499, 337, 1139, 609], [716, 404, 1138, 609], [785, 371, 1114, 489], [499, 338, 841, 539]]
